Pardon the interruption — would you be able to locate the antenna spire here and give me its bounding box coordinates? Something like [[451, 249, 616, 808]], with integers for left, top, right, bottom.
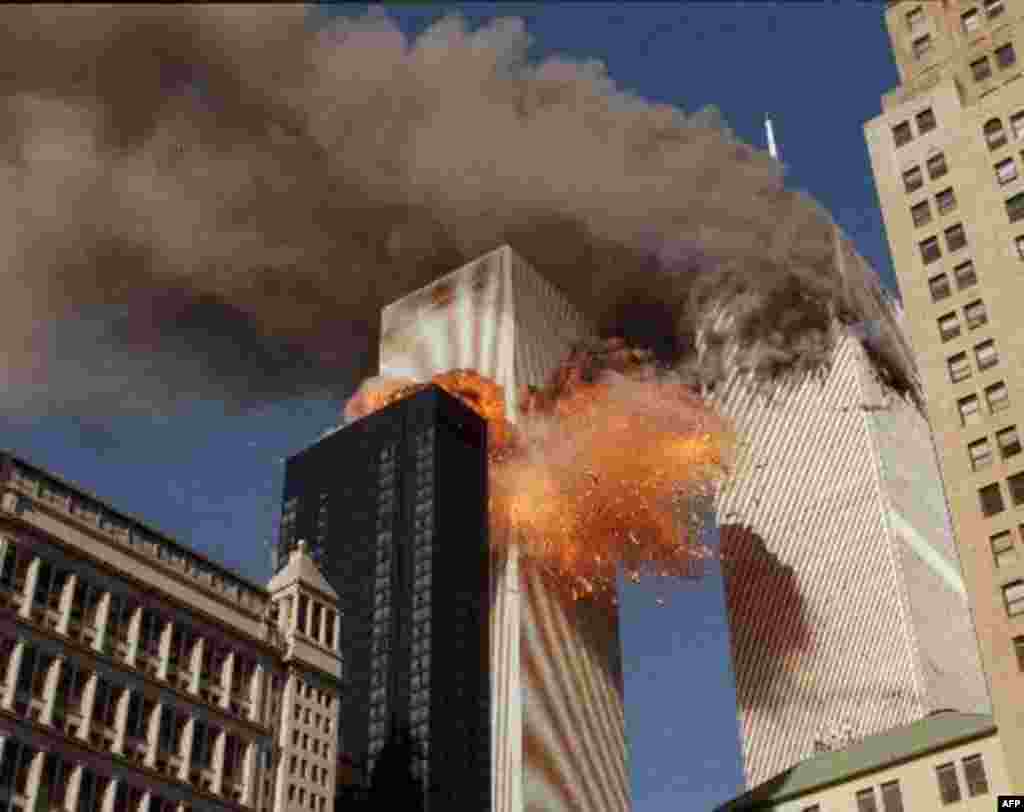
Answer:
[[765, 116, 779, 161]]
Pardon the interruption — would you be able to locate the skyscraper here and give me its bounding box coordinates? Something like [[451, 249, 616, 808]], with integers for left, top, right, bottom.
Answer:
[[278, 386, 490, 809], [706, 235, 989, 787], [864, 0, 1024, 791], [380, 246, 631, 812]]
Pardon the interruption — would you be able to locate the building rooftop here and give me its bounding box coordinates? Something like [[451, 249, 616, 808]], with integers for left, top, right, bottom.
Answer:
[[1, 451, 271, 611], [267, 539, 337, 598], [716, 711, 996, 810]]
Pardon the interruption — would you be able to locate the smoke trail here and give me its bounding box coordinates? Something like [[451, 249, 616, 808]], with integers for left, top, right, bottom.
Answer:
[[0, 5, 905, 418]]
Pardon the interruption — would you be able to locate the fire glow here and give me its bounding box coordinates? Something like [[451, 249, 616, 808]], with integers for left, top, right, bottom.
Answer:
[[345, 339, 734, 603]]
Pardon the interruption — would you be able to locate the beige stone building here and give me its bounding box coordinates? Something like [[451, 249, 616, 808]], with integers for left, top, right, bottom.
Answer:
[[0, 452, 344, 811], [864, 0, 1024, 793], [716, 710, 1006, 811]]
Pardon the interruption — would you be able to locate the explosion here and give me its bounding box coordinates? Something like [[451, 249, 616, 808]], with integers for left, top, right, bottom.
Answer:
[[345, 338, 734, 604]]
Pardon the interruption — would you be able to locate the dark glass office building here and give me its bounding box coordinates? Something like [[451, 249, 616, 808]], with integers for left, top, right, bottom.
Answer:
[[277, 385, 491, 810]]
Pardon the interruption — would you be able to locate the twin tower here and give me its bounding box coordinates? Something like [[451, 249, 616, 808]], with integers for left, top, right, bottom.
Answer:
[[279, 245, 986, 809]]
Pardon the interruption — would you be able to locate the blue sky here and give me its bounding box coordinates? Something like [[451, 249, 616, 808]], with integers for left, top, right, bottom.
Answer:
[[0, 4, 902, 810]]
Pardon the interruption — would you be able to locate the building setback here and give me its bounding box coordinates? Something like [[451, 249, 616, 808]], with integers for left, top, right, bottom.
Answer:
[[278, 385, 490, 810], [864, 0, 1024, 792], [705, 237, 988, 787], [0, 452, 343, 812]]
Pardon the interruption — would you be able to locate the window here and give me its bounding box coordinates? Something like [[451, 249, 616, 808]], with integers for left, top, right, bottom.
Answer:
[[912, 34, 933, 60], [937, 762, 962, 804], [997, 157, 1018, 184], [929, 274, 952, 302], [969, 438, 994, 470], [927, 151, 948, 179], [948, 352, 971, 383], [975, 339, 998, 370], [1007, 191, 1024, 221], [1015, 635, 1024, 669], [980, 482, 1005, 516], [920, 236, 941, 264], [945, 223, 967, 251], [992, 530, 1017, 567], [1016, 235, 1024, 259], [880, 780, 904, 812], [917, 107, 937, 133], [1013, 111, 1024, 141], [965, 299, 988, 329], [987, 381, 1010, 413], [855, 787, 878, 812], [936, 187, 956, 214], [893, 121, 913, 147], [972, 56, 994, 81], [911, 200, 932, 226], [906, 6, 925, 30], [962, 8, 981, 33], [1005, 579, 1024, 615], [954, 260, 978, 289], [903, 165, 923, 193], [997, 42, 1018, 69], [998, 426, 1022, 459], [985, 0, 1005, 19], [986, 118, 1008, 150], [960, 394, 982, 426], [938, 312, 961, 341], [1009, 471, 1024, 506]]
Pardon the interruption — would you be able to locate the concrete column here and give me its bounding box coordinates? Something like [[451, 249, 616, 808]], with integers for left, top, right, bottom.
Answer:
[[157, 618, 173, 681], [332, 611, 340, 652], [57, 573, 77, 636], [145, 702, 163, 768], [190, 637, 205, 695], [241, 740, 257, 807], [211, 727, 227, 795], [41, 655, 63, 726], [251, 662, 265, 726], [138, 790, 152, 812], [2, 639, 25, 709], [178, 717, 197, 782], [100, 774, 118, 812], [112, 687, 132, 753], [127, 605, 143, 665], [222, 651, 236, 710], [18, 554, 41, 619], [21, 749, 46, 811], [78, 673, 100, 743], [93, 591, 112, 655], [64, 764, 84, 811]]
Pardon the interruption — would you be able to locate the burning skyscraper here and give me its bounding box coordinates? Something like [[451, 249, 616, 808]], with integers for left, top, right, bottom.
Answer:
[[707, 233, 990, 787]]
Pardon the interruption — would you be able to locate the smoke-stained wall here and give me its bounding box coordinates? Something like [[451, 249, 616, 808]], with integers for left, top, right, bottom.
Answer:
[[381, 246, 630, 812]]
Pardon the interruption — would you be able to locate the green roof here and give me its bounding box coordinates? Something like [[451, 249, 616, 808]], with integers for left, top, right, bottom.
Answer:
[[716, 711, 996, 810]]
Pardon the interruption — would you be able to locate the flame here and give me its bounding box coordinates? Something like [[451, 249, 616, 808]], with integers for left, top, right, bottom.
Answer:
[[344, 338, 734, 604]]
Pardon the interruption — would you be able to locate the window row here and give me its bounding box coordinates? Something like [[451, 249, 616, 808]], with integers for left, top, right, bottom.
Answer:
[[286, 782, 329, 812], [937, 300, 989, 342], [893, 109, 936, 148], [293, 703, 333, 733], [945, 338, 997, 377], [7, 463, 263, 611], [928, 260, 978, 302], [936, 755, 989, 804], [902, 152, 948, 193], [970, 41, 1017, 83], [919, 223, 967, 265], [967, 425, 1021, 471], [958, 381, 1010, 427], [910, 187, 956, 226], [288, 754, 330, 788], [290, 727, 331, 760], [853, 779, 903, 812], [961, 0, 1007, 34], [978, 471, 1024, 517]]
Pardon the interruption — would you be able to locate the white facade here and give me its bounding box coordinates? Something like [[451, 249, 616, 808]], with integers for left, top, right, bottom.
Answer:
[[708, 256, 989, 786], [380, 245, 631, 812]]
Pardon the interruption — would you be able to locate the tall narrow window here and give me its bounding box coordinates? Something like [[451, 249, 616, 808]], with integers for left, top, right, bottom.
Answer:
[[985, 0, 1006, 19], [930, 274, 952, 302], [1007, 191, 1024, 222], [986, 118, 1008, 150], [965, 300, 988, 329], [997, 426, 1022, 459], [992, 531, 1017, 568], [996, 42, 1017, 69], [907, 6, 925, 31], [1008, 471, 1024, 506], [980, 482, 1005, 516], [880, 780, 904, 812], [920, 236, 942, 264], [936, 187, 957, 213], [959, 394, 982, 426], [996, 158, 1018, 185], [962, 8, 980, 33], [948, 352, 971, 383], [893, 121, 913, 148], [938, 312, 961, 341], [903, 165, 923, 193], [855, 788, 878, 812], [912, 34, 933, 59], [975, 339, 998, 370], [916, 108, 937, 134], [945, 223, 967, 251], [973, 56, 994, 82], [927, 151, 948, 179], [1004, 579, 1024, 615], [986, 381, 1010, 413], [954, 260, 978, 289], [1012, 111, 1024, 141], [969, 437, 993, 471], [936, 762, 962, 804], [1016, 235, 1024, 259], [1014, 635, 1024, 670], [911, 200, 932, 226]]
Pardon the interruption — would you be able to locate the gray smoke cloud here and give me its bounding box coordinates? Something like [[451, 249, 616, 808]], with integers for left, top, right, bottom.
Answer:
[[0, 5, 907, 419]]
